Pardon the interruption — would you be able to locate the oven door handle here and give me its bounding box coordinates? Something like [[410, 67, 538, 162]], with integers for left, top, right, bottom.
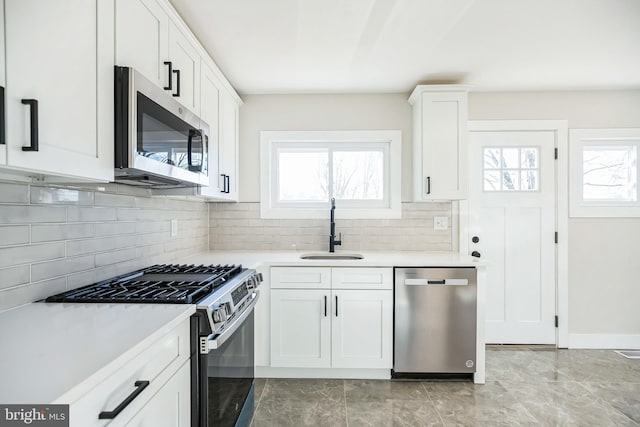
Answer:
[[206, 291, 259, 352]]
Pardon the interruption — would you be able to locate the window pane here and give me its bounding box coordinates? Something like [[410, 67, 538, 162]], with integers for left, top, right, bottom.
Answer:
[[502, 170, 519, 191], [484, 148, 501, 169], [278, 151, 328, 201], [583, 146, 637, 201], [520, 170, 538, 191], [333, 151, 384, 200], [502, 148, 519, 169], [521, 148, 538, 169], [484, 171, 501, 191]]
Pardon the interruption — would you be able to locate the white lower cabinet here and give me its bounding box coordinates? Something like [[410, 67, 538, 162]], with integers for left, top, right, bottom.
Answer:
[[67, 318, 191, 427], [125, 361, 190, 427], [269, 267, 393, 371]]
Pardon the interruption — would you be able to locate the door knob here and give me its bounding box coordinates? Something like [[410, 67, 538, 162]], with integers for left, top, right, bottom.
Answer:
[[471, 251, 481, 258], [472, 236, 479, 243]]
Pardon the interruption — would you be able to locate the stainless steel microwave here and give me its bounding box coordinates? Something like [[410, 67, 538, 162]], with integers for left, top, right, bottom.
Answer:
[[114, 66, 209, 188]]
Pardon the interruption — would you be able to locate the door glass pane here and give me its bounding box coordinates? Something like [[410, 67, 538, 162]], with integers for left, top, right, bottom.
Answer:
[[333, 151, 384, 200], [583, 146, 637, 201], [278, 150, 329, 201], [521, 170, 539, 191], [501, 148, 519, 169], [484, 171, 501, 191], [502, 170, 519, 191], [484, 148, 501, 169], [521, 148, 538, 169]]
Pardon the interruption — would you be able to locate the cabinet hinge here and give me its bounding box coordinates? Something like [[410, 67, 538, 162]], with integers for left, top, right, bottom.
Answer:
[[555, 232, 558, 244], [554, 148, 558, 159], [555, 315, 559, 328]]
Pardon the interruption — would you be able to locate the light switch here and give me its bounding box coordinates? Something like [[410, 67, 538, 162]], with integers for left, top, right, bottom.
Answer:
[[434, 216, 448, 230]]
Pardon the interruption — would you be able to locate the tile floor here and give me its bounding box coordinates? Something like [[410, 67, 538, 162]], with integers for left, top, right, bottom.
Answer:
[[250, 348, 640, 426]]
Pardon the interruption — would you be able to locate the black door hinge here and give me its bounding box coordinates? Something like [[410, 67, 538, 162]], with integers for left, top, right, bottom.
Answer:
[[555, 232, 558, 244], [554, 148, 558, 159], [555, 315, 559, 328]]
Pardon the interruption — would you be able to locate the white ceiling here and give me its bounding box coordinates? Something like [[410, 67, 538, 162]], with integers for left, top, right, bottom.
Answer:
[[170, 0, 640, 95]]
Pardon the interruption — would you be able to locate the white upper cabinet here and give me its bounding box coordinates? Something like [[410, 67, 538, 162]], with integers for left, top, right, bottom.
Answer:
[[0, 0, 6, 165], [115, 0, 201, 114], [218, 91, 240, 200], [410, 85, 469, 200], [199, 63, 222, 197], [3, 0, 114, 182], [168, 21, 201, 115], [115, 0, 169, 90]]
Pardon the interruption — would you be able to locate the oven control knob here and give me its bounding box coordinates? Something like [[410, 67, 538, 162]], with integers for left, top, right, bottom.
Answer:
[[213, 305, 228, 323]]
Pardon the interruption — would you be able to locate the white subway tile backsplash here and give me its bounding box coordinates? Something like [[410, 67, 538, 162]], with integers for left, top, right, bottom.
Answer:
[[31, 223, 95, 243], [94, 222, 136, 237], [0, 242, 65, 269], [0, 225, 30, 246], [0, 266, 30, 291], [0, 182, 29, 204], [30, 186, 94, 205], [0, 180, 209, 310], [0, 206, 67, 224], [31, 255, 95, 282], [0, 278, 67, 312], [209, 202, 454, 252], [68, 206, 117, 222]]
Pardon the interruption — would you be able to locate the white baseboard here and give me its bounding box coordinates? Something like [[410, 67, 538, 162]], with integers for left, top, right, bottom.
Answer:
[[568, 333, 640, 349], [256, 366, 391, 380]]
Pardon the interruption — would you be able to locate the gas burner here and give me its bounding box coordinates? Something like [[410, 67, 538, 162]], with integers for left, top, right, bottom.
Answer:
[[46, 264, 244, 304]]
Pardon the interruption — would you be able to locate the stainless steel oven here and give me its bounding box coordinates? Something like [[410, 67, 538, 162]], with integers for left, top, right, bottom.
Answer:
[[45, 263, 262, 427], [114, 66, 209, 188]]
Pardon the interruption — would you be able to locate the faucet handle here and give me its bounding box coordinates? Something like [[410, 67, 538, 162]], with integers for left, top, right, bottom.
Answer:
[[336, 232, 342, 245]]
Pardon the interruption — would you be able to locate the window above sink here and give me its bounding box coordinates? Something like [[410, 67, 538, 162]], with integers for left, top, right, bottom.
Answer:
[[260, 130, 401, 219]]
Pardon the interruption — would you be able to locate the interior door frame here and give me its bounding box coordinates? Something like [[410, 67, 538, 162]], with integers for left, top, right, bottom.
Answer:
[[460, 120, 569, 348]]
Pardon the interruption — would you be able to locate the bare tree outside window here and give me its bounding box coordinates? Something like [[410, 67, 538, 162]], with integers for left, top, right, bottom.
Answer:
[[583, 146, 637, 201], [483, 147, 539, 192]]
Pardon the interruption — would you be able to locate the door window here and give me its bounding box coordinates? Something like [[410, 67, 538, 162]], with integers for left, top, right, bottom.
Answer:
[[483, 147, 539, 192]]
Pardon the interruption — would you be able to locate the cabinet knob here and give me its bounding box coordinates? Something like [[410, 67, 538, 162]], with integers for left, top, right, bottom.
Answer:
[[471, 251, 481, 258], [472, 236, 479, 243]]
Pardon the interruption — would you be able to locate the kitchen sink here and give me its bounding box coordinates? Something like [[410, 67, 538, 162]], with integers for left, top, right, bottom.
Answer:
[[299, 252, 364, 260]]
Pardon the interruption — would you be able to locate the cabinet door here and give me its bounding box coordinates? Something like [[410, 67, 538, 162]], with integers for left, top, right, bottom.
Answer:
[[0, 0, 6, 164], [124, 361, 190, 427], [168, 21, 200, 114], [199, 63, 222, 197], [271, 289, 331, 368], [4, 0, 114, 181], [115, 0, 169, 89], [331, 290, 393, 369], [415, 90, 468, 200], [219, 91, 239, 200]]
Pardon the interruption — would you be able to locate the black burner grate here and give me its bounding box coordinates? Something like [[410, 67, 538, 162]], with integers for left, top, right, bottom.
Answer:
[[45, 264, 243, 304]]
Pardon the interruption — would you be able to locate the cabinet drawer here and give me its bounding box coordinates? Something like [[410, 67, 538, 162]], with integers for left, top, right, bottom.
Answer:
[[69, 319, 190, 426], [332, 268, 392, 290], [271, 267, 331, 289]]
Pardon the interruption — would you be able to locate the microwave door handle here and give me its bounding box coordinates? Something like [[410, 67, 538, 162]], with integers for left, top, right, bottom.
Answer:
[[187, 129, 204, 172]]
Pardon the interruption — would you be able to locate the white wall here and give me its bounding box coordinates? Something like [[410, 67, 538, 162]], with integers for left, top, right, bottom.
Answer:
[[469, 90, 640, 343], [236, 90, 640, 343], [238, 93, 413, 202]]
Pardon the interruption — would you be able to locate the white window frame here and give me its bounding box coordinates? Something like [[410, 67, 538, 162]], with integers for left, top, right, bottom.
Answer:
[[569, 128, 640, 217], [260, 130, 401, 219]]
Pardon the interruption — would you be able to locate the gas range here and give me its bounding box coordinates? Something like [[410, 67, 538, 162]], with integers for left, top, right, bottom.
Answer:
[[45, 263, 262, 342], [45, 262, 262, 427]]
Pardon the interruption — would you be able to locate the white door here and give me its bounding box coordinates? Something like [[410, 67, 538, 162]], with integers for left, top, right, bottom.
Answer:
[[469, 130, 556, 344]]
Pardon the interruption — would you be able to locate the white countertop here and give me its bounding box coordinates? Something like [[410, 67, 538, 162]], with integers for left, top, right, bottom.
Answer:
[[0, 303, 194, 404], [186, 250, 484, 269]]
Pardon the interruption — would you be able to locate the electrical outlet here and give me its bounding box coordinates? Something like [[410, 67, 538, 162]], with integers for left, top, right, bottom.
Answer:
[[434, 216, 448, 230], [170, 219, 178, 237]]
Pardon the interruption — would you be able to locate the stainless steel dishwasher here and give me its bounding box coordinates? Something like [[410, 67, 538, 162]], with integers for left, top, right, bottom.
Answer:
[[393, 267, 477, 376]]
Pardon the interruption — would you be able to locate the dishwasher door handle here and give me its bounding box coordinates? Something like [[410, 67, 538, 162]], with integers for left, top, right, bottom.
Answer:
[[404, 278, 468, 286]]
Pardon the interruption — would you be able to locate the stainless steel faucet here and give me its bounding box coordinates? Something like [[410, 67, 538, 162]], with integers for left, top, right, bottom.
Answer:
[[329, 198, 341, 252]]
